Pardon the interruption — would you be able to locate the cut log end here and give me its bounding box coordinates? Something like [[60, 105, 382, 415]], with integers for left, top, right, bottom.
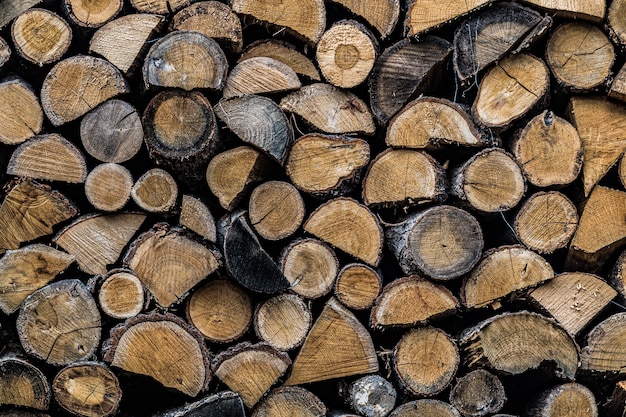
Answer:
[[98, 269, 145, 320], [85, 163, 133, 212], [254, 293, 312, 352], [11, 8, 71, 65]]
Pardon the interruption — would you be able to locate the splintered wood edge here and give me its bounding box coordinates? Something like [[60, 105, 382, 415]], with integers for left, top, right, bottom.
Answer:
[[180, 195, 217, 242]]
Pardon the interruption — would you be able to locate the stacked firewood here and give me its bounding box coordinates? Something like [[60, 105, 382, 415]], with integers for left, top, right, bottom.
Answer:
[[1, 0, 626, 416]]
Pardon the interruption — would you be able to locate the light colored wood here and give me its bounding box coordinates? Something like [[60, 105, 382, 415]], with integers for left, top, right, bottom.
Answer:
[[334, 263, 381, 310], [248, 181, 304, 240], [389, 400, 460, 417], [581, 312, 626, 373], [406, 0, 492, 35], [240, 40, 320, 80], [0, 355, 50, 411], [85, 163, 133, 212], [528, 383, 597, 417], [63, 0, 122, 27], [609, 0, 626, 47], [98, 270, 145, 319], [130, 0, 191, 14], [41, 55, 128, 126], [131, 168, 178, 213], [180, 195, 217, 242], [223, 57, 301, 99], [0, 244, 74, 315], [621, 155, 626, 189], [11, 8, 71, 65], [0, 77, 43, 145], [611, 251, 626, 302], [610, 64, 626, 103], [280, 238, 338, 299], [253, 387, 326, 417], [327, 0, 398, 38], [54, 213, 146, 275], [254, 293, 312, 351], [8, 133, 87, 183], [0, 0, 42, 29], [449, 370, 505, 417], [521, 0, 605, 21]]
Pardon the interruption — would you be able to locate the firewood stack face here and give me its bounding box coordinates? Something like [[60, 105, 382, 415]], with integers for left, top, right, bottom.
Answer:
[[3, 0, 626, 416]]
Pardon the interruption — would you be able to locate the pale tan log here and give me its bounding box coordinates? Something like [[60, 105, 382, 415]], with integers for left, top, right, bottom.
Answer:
[[253, 387, 326, 417], [85, 163, 133, 212], [130, 0, 191, 14], [8, 133, 87, 183], [611, 64, 626, 103], [609, 0, 626, 47], [41, 55, 129, 126], [520, 0, 605, 21], [334, 263, 382, 310], [63, 0, 122, 27], [405, 0, 492, 36], [223, 57, 301, 99], [389, 400, 460, 417], [249, 181, 304, 241], [327, 0, 398, 38], [528, 383, 597, 417], [11, 8, 71, 65], [280, 238, 338, 299], [0, 355, 51, 411], [254, 293, 312, 351], [98, 269, 145, 320], [530, 272, 616, 336], [621, 155, 626, 189], [0, 0, 43, 29], [239, 40, 320, 81], [54, 213, 146, 275], [131, 168, 178, 213], [171, 1, 243, 53], [581, 312, 626, 373], [180, 195, 217, 242], [89, 13, 165, 75], [0, 244, 74, 315], [0, 77, 43, 145]]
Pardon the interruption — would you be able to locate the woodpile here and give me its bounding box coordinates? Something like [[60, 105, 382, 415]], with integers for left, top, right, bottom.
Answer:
[[2, 0, 626, 416]]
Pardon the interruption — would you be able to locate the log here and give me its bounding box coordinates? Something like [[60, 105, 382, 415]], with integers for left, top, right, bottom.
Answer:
[[610, 64, 626, 103], [0, 0, 42, 29], [63, 0, 122, 27], [123, 223, 222, 308], [41, 55, 129, 126], [249, 180, 305, 241], [152, 391, 245, 417], [611, 250, 626, 301], [211, 342, 291, 408], [621, 155, 626, 189], [130, 0, 191, 14], [529, 272, 616, 336], [327, 0, 399, 39], [316, 20, 377, 89], [449, 369, 506, 416], [389, 400, 460, 417], [280, 238, 338, 299], [334, 263, 382, 310], [17, 279, 101, 366], [11, 8, 71, 65], [607, 381, 626, 417], [580, 312, 626, 373], [143, 31, 228, 91], [0, 36, 10, 70], [239, 40, 320, 81], [252, 387, 326, 417], [385, 205, 484, 280], [393, 327, 459, 396], [80, 99, 144, 164], [344, 374, 396, 417], [370, 275, 459, 328], [609, 0, 626, 47], [130, 168, 178, 213], [179, 195, 217, 242], [520, 0, 605, 22], [103, 313, 211, 397], [0, 76, 43, 145], [52, 362, 122, 417], [85, 163, 134, 212], [8, 133, 88, 183], [405, 0, 492, 36], [545, 22, 614, 91], [97, 269, 145, 320], [0, 354, 51, 411], [186, 279, 252, 343], [527, 383, 597, 417], [286, 133, 370, 199], [223, 57, 301, 99], [254, 293, 311, 351]]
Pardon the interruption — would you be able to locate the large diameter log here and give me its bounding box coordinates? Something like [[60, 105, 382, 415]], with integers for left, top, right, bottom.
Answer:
[[405, 0, 492, 36], [0, 355, 51, 411], [449, 369, 506, 416], [0, 77, 43, 145], [63, 0, 122, 27], [253, 387, 326, 417], [527, 383, 597, 417], [386, 205, 483, 280], [581, 312, 626, 373], [11, 8, 71, 66]]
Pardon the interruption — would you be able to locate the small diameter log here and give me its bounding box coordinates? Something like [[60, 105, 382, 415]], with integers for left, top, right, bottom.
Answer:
[[286, 133, 370, 199], [212, 342, 291, 408], [143, 31, 228, 91], [206, 146, 270, 211], [0, 37, 10, 70], [389, 400, 460, 417], [405, 0, 492, 36], [249, 181, 305, 241], [610, 64, 626, 103], [304, 197, 383, 267], [52, 362, 122, 417], [514, 192, 579, 254], [218, 210, 291, 294], [89, 14, 165, 75], [386, 97, 486, 149], [98, 269, 145, 320], [85, 163, 133, 212], [512, 110, 583, 188], [568, 97, 626, 196], [546, 23, 614, 91], [472, 53, 549, 129], [0, 244, 74, 315], [41, 55, 129, 126], [239, 40, 321, 81], [180, 195, 217, 242], [316, 20, 377, 89], [0, 0, 43, 29], [280, 238, 339, 299], [54, 213, 146, 276], [460, 311, 579, 379], [0, 179, 77, 252], [11, 8, 71, 65], [63, 0, 122, 27], [609, 0, 626, 47], [612, 251, 626, 301], [103, 313, 211, 397], [345, 374, 396, 417], [453, 3, 547, 85], [393, 327, 459, 397], [449, 370, 506, 416], [370, 275, 459, 328], [230, 0, 325, 45], [334, 263, 382, 310], [0, 354, 51, 411], [124, 224, 222, 308], [461, 245, 554, 309], [362, 149, 447, 207], [529, 272, 616, 336], [131, 168, 178, 213], [0, 77, 43, 145], [327, 0, 398, 39], [143, 90, 219, 185], [171, 2, 243, 53], [17, 279, 101, 366], [607, 381, 626, 417], [581, 312, 626, 373], [223, 57, 301, 99], [130, 0, 191, 14], [8, 133, 88, 183], [186, 279, 252, 344], [254, 293, 312, 352], [451, 148, 526, 213], [286, 297, 378, 385], [385, 205, 483, 280], [152, 391, 245, 417], [253, 387, 326, 417], [215, 95, 293, 164], [565, 186, 626, 272], [280, 83, 375, 135], [520, 0, 605, 22], [527, 383, 597, 417], [368, 37, 451, 124], [80, 99, 144, 164]]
